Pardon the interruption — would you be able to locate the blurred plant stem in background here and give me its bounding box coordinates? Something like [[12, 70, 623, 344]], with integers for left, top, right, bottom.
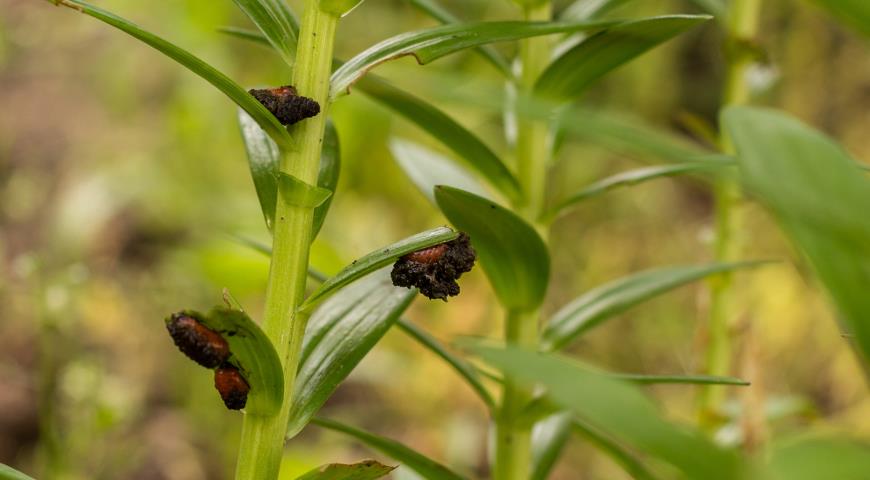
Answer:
[[701, 0, 763, 434], [34, 264, 65, 480], [494, 2, 551, 480], [233, 3, 338, 479]]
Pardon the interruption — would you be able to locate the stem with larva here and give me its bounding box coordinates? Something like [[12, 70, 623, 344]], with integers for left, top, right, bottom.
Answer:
[[233, 3, 338, 479]]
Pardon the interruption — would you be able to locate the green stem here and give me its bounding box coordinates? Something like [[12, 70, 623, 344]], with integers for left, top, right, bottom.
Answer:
[[494, 308, 540, 480], [700, 0, 761, 428], [495, 3, 552, 479], [515, 2, 553, 224], [234, 3, 338, 480]]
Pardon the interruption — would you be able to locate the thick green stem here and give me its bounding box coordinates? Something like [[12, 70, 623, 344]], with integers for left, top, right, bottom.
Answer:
[[494, 3, 551, 480], [515, 2, 553, 223], [494, 308, 540, 480], [700, 0, 761, 427], [234, 4, 338, 480]]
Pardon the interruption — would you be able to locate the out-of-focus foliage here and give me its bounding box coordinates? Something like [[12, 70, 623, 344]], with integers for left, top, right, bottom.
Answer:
[[809, 0, 870, 37], [2, 0, 869, 479], [724, 106, 870, 366]]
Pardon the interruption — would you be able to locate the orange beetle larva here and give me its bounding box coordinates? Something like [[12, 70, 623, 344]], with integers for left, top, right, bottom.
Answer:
[[165, 312, 230, 369], [214, 364, 250, 410]]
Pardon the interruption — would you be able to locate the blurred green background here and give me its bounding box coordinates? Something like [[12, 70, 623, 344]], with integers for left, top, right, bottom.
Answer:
[[1, 0, 868, 479]]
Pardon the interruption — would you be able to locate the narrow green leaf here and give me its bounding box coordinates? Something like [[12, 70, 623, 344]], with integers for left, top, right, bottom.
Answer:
[[407, 0, 512, 75], [542, 261, 766, 351], [238, 109, 281, 230], [612, 373, 749, 386], [397, 319, 495, 408], [560, 107, 708, 163], [313, 122, 341, 239], [544, 161, 728, 221], [536, 15, 711, 100], [319, 0, 366, 17], [295, 460, 395, 480], [571, 418, 661, 480], [230, 0, 298, 66], [808, 0, 870, 36], [435, 186, 550, 310], [685, 0, 726, 17], [358, 76, 521, 202], [196, 307, 284, 415], [300, 227, 458, 312], [389, 138, 490, 204], [560, 0, 635, 21], [295, 461, 393, 480], [238, 110, 339, 236], [331, 19, 620, 98], [524, 400, 662, 480], [218, 26, 275, 46], [724, 106, 870, 366], [468, 344, 743, 480], [766, 436, 870, 480], [312, 417, 468, 480], [287, 272, 416, 438], [48, 0, 293, 150], [531, 412, 574, 480], [0, 464, 36, 480]]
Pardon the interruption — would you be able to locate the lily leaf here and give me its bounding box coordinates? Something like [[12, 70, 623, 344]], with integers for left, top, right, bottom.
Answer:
[[572, 418, 661, 480], [435, 186, 550, 310], [331, 19, 621, 98], [299, 227, 458, 312], [287, 272, 415, 437], [0, 464, 36, 480], [808, 0, 870, 37], [313, 122, 341, 239], [468, 344, 743, 480], [544, 161, 728, 221], [312, 417, 468, 480], [536, 15, 711, 101], [358, 76, 521, 202], [390, 138, 490, 204], [397, 318, 495, 409], [613, 373, 749, 386], [295, 460, 395, 480], [531, 412, 574, 480], [560, 0, 636, 21], [766, 436, 870, 480], [724, 106, 870, 366], [197, 307, 284, 416], [230, 0, 299, 66], [406, 0, 511, 75], [542, 261, 767, 351], [48, 0, 293, 150]]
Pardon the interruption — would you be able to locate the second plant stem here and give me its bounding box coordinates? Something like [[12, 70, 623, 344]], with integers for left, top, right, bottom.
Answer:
[[494, 3, 552, 480], [234, 3, 338, 480], [701, 0, 762, 427]]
